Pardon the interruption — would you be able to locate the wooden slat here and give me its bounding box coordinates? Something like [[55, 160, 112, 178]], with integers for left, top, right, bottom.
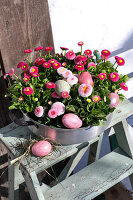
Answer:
[[44, 148, 133, 200], [0, 0, 54, 76], [108, 98, 133, 129]]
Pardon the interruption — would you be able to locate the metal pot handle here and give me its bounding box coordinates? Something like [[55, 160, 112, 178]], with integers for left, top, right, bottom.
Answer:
[[9, 109, 34, 126]]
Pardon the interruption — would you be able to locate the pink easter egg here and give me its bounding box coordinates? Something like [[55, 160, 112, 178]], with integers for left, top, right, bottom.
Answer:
[[62, 113, 82, 129], [109, 93, 119, 108], [78, 72, 93, 86], [31, 140, 52, 157]]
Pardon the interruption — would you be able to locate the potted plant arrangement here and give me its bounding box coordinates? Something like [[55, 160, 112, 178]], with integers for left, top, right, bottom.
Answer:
[[4, 42, 129, 145]]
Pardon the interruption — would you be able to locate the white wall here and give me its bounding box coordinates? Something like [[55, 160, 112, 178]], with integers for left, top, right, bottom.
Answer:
[[48, 0, 133, 75]]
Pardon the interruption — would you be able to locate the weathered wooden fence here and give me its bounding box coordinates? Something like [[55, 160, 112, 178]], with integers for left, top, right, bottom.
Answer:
[[0, 1, 54, 199]]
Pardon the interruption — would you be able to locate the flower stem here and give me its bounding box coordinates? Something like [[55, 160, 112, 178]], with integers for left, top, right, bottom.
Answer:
[[29, 95, 31, 106], [49, 50, 50, 58], [92, 103, 95, 111], [27, 54, 31, 64], [8, 79, 11, 87], [116, 65, 119, 70], [112, 61, 116, 68], [39, 51, 42, 57], [81, 46, 82, 55], [13, 73, 19, 79]]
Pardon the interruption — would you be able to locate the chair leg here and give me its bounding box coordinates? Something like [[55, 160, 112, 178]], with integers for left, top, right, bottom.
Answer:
[[113, 119, 133, 158], [88, 133, 104, 165], [20, 167, 45, 200], [8, 153, 19, 200]]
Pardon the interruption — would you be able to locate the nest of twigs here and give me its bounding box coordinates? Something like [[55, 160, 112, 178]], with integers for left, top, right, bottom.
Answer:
[[10, 136, 60, 166]]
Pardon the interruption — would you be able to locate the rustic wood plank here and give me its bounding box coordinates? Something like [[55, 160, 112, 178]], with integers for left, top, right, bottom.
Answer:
[[44, 148, 133, 200], [88, 132, 103, 165], [8, 152, 19, 200], [108, 98, 133, 129], [0, 0, 54, 76], [20, 169, 45, 200], [52, 143, 90, 186], [0, 142, 8, 200], [113, 119, 133, 158]]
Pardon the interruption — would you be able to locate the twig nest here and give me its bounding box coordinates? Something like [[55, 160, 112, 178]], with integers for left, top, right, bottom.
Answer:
[[31, 140, 52, 157], [109, 92, 119, 108], [55, 80, 70, 97], [78, 72, 93, 86], [62, 113, 82, 129]]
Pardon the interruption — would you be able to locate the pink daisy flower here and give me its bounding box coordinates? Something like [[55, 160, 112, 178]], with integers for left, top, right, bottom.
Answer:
[[92, 95, 101, 102], [66, 50, 76, 60], [115, 89, 119, 93], [99, 73, 107, 80], [115, 56, 119, 60], [62, 70, 72, 78], [120, 82, 128, 91], [52, 92, 61, 98], [62, 91, 69, 99], [78, 60, 86, 66], [24, 71, 31, 78], [48, 109, 58, 118], [74, 74, 79, 79], [32, 73, 39, 78], [34, 106, 44, 117], [101, 49, 111, 60], [78, 84, 93, 97], [43, 62, 51, 68], [23, 76, 30, 82], [87, 62, 96, 69], [35, 58, 45, 66], [57, 67, 67, 75], [19, 97, 24, 101], [23, 87, 33, 95], [29, 66, 38, 75], [17, 62, 28, 69], [78, 41, 84, 46], [52, 62, 61, 69], [80, 55, 87, 61], [8, 68, 15, 76], [24, 49, 32, 53], [67, 75, 78, 86], [74, 65, 84, 71], [74, 55, 82, 64], [109, 72, 119, 82], [60, 47, 69, 50], [84, 49, 92, 56], [62, 62, 67, 67], [34, 46, 43, 51], [116, 57, 125, 66], [46, 82, 55, 89], [4, 73, 9, 80], [51, 102, 65, 116], [48, 59, 57, 64], [44, 46, 53, 51], [21, 63, 28, 71]]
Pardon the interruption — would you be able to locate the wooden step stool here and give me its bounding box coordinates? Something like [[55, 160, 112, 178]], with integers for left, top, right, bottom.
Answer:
[[0, 98, 133, 200]]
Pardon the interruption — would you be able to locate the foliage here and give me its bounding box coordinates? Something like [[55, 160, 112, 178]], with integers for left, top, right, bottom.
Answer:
[[5, 44, 129, 128]]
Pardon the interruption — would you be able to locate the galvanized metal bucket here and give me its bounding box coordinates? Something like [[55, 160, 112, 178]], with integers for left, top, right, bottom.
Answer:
[[22, 112, 112, 145]]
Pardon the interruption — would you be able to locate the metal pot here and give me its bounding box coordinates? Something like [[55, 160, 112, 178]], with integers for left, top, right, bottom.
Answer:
[[9, 110, 112, 145]]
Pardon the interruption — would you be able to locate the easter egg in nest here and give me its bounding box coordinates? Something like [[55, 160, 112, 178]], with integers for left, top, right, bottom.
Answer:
[[31, 140, 52, 157]]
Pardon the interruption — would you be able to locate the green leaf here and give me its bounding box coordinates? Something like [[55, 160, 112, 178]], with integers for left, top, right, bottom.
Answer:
[[99, 120, 105, 127], [9, 105, 17, 110], [66, 105, 76, 112], [123, 75, 129, 82]]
